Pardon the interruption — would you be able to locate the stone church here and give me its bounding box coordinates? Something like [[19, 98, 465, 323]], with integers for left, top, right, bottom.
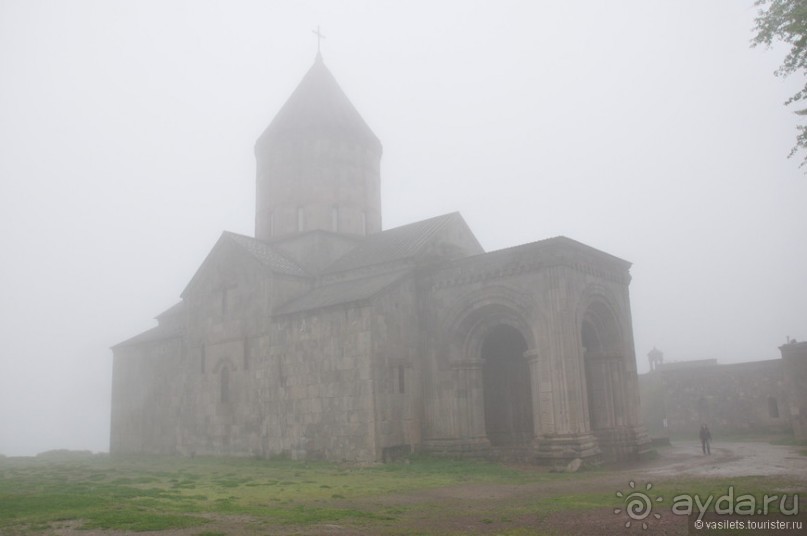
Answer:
[[111, 52, 650, 464]]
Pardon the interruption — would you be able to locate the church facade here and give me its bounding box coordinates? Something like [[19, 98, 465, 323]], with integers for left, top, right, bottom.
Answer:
[[111, 54, 650, 464]]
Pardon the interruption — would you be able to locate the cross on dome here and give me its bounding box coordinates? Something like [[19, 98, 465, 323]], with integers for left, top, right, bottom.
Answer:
[[312, 26, 326, 57]]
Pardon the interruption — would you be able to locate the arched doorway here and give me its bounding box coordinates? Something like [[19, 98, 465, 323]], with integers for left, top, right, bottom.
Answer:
[[582, 301, 624, 431], [481, 324, 533, 446]]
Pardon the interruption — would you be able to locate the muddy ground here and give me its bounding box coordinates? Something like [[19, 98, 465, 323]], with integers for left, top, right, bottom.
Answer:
[[43, 440, 807, 536]]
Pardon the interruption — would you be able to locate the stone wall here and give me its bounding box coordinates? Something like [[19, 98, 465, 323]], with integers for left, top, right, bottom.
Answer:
[[370, 275, 421, 459], [639, 359, 791, 437], [780, 341, 807, 440], [112, 235, 650, 463], [110, 336, 183, 454], [113, 234, 383, 461], [258, 305, 376, 461], [174, 238, 280, 456], [125, 303, 380, 461]]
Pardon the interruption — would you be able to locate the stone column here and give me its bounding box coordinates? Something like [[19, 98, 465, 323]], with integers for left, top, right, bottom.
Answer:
[[532, 280, 601, 464], [526, 349, 552, 439], [611, 356, 627, 427], [586, 351, 623, 429], [587, 350, 652, 462]]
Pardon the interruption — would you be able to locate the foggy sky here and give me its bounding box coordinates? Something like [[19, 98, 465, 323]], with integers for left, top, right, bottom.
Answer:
[[1, 0, 805, 456]]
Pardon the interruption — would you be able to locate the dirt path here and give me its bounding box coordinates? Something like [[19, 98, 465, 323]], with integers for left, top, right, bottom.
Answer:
[[639, 440, 807, 479]]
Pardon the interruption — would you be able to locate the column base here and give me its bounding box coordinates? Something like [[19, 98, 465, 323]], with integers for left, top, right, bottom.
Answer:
[[594, 425, 654, 462], [534, 433, 602, 467], [421, 437, 491, 458]]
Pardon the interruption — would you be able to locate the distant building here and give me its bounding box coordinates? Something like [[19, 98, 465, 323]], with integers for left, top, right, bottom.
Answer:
[[780, 340, 807, 441], [640, 341, 807, 439], [110, 53, 651, 463]]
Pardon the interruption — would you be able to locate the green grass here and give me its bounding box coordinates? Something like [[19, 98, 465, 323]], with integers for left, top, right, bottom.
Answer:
[[0, 454, 561, 533], [1, 454, 802, 534]]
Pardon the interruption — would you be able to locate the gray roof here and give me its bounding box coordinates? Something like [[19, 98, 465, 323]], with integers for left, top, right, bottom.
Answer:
[[277, 270, 409, 315], [155, 301, 184, 320], [256, 54, 380, 150], [180, 231, 309, 299], [112, 324, 183, 349], [324, 212, 465, 274], [483, 235, 632, 269], [224, 232, 309, 277]]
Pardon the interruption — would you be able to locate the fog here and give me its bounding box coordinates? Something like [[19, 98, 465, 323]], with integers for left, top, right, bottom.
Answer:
[[1, 1, 805, 456]]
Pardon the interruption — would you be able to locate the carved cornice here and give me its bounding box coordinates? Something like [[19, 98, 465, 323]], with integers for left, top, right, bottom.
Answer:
[[429, 258, 629, 291]]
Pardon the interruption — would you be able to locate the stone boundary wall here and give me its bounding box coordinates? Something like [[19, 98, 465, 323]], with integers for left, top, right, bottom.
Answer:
[[640, 359, 790, 438]]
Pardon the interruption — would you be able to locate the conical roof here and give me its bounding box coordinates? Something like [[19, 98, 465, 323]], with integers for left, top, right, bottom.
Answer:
[[256, 55, 381, 151]]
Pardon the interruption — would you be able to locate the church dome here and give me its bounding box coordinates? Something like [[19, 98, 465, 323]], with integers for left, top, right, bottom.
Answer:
[[254, 54, 383, 241], [255, 54, 381, 152]]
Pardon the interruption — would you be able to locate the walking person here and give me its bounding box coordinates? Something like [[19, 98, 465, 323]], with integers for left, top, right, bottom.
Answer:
[[699, 424, 712, 455]]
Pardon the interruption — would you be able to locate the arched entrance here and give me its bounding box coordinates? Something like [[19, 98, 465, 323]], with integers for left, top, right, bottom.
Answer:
[[481, 324, 533, 446], [582, 301, 624, 431]]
